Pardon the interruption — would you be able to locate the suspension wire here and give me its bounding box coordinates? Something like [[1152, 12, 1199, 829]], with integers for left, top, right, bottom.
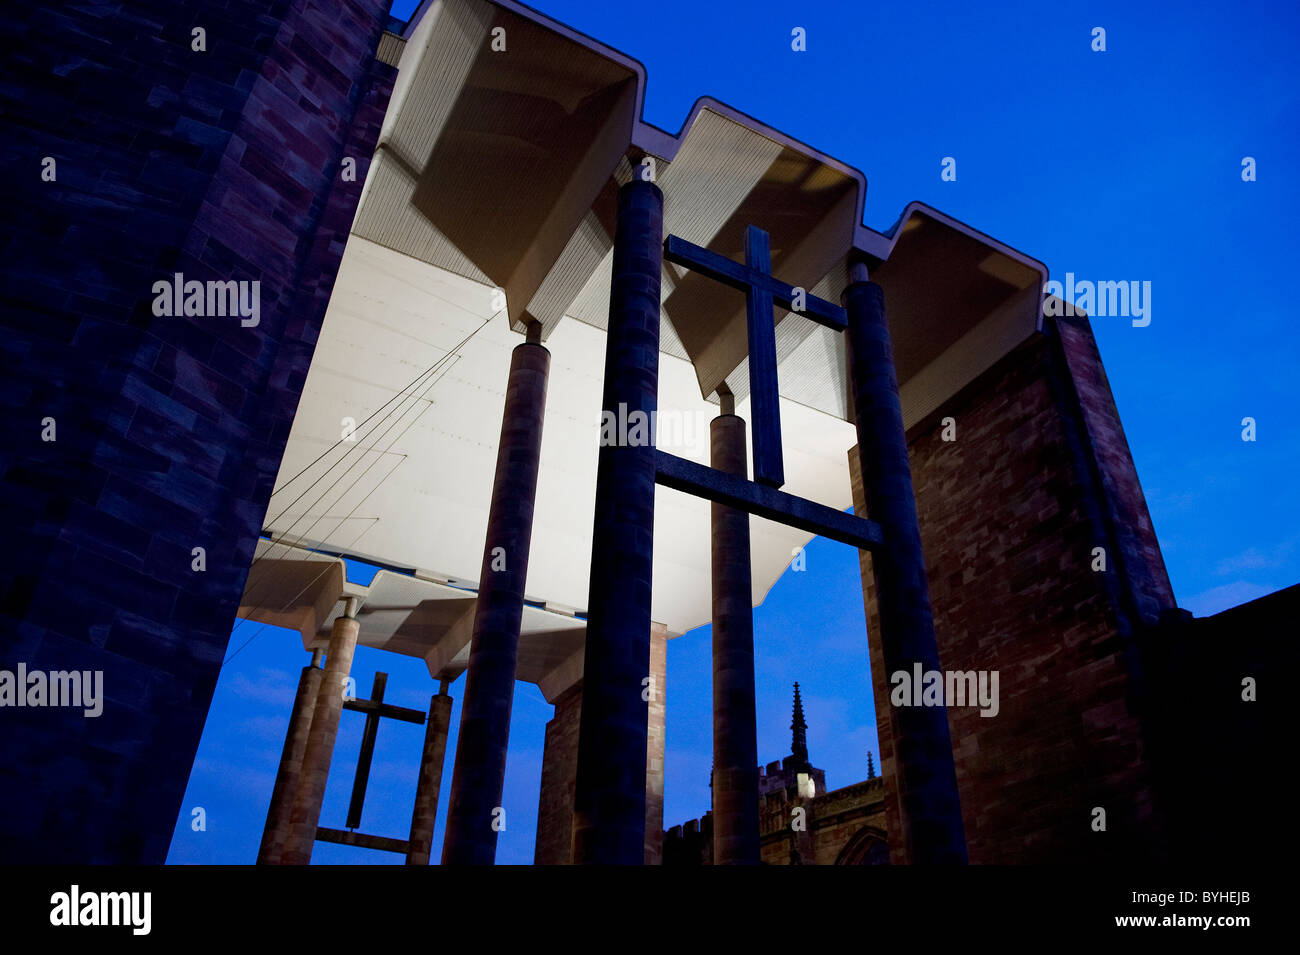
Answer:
[[224, 362, 448, 663], [263, 319, 482, 534], [255, 354, 457, 571], [225, 308, 500, 661], [235, 309, 495, 615], [267, 287, 503, 498], [230, 355, 457, 632]]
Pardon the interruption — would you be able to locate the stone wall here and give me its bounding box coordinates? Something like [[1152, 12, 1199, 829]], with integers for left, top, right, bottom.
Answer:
[[534, 623, 667, 864], [0, 0, 395, 863], [534, 681, 582, 864], [850, 315, 1174, 864], [645, 623, 667, 865], [666, 778, 888, 865]]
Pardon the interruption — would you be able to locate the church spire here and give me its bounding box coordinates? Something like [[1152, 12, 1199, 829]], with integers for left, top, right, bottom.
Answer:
[[791, 682, 809, 765]]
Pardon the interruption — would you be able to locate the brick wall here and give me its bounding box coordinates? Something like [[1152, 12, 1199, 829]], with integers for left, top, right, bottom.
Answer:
[[0, 0, 395, 863], [851, 316, 1173, 864]]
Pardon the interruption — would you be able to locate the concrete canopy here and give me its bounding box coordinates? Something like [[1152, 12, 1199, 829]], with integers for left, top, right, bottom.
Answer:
[[360, 0, 1048, 417], [245, 0, 1051, 645], [255, 238, 852, 638], [238, 540, 587, 698]]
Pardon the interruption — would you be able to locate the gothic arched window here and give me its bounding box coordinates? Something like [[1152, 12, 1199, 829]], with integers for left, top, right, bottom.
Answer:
[[835, 826, 890, 865]]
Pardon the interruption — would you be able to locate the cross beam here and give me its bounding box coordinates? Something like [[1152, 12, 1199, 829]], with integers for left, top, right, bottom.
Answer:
[[343, 697, 426, 724], [315, 827, 409, 855], [663, 233, 847, 330], [654, 450, 882, 551], [664, 228, 845, 489]]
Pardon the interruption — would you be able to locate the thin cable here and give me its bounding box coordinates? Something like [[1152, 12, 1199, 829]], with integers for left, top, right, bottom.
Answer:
[[267, 295, 498, 498], [229, 361, 446, 644], [227, 311, 494, 660], [229, 363, 448, 630], [235, 310, 494, 615]]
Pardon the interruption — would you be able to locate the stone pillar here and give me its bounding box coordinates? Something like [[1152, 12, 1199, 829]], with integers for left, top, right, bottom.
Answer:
[[537, 628, 666, 867], [257, 649, 324, 864], [441, 328, 550, 865], [572, 178, 663, 864], [710, 410, 761, 864], [844, 266, 967, 864], [534, 682, 583, 865], [407, 682, 453, 865], [281, 600, 360, 865], [644, 622, 668, 865]]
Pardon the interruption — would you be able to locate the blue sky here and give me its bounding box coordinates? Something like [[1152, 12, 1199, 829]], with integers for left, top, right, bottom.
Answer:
[[167, 0, 1299, 863]]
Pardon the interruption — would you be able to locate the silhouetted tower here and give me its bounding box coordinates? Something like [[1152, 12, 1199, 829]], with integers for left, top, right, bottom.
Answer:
[[791, 682, 809, 768], [867, 750, 877, 780], [757, 683, 826, 802]]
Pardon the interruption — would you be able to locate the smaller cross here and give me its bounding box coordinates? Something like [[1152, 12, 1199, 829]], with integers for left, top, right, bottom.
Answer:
[[342, 671, 426, 830], [665, 226, 846, 488]]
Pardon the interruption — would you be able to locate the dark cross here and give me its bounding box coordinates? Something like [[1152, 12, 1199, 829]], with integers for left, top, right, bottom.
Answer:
[[665, 225, 846, 489], [342, 671, 426, 830]]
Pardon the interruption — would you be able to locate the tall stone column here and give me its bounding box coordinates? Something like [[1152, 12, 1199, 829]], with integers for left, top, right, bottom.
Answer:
[[281, 599, 360, 865], [257, 648, 324, 864], [844, 264, 967, 864], [407, 682, 453, 865], [441, 325, 550, 865], [710, 407, 761, 864], [572, 178, 663, 864], [644, 622, 668, 865], [534, 682, 583, 865]]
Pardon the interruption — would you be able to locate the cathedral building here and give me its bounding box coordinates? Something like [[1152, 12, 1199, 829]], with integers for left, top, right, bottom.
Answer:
[[666, 683, 889, 865]]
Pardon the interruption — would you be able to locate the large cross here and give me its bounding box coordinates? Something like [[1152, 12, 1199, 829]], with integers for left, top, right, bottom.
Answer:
[[665, 225, 846, 488]]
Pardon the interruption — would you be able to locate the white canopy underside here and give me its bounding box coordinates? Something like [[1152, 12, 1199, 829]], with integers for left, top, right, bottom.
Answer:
[[265, 236, 856, 638]]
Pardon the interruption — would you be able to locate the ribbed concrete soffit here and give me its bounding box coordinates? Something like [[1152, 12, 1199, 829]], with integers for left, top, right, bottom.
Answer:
[[363, 0, 1049, 425], [358, 0, 640, 332]]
